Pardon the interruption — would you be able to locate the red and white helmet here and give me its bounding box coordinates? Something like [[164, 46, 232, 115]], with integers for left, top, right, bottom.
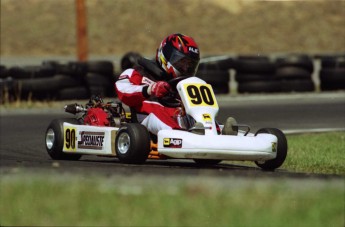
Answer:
[[156, 33, 200, 78]]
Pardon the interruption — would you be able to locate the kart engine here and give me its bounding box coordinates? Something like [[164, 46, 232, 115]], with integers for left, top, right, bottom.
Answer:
[[84, 107, 110, 126], [64, 95, 127, 127]]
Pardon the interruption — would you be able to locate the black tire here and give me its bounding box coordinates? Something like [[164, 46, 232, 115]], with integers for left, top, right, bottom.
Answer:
[[254, 128, 287, 170], [8, 65, 56, 79], [235, 56, 276, 74], [196, 70, 230, 94], [88, 85, 107, 97], [280, 79, 315, 92], [196, 70, 230, 83], [238, 81, 281, 93], [211, 83, 229, 94], [0, 65, 9, 78], [115, 123, 151, 164], [320, 68, 345, 83], [320, 56, 345, 68], [58, 86, 89, 100], [276, 55, 314, 73], [45, 118, 82, 160], [217, 57, 236, 70], [199, 57, 235, 71], [55, 74, 84, 88], [320, 68, 345, 90], [275, 67, 312, 80], [194, 159, 222, 166], [68, 61, 88, 77], [16, 77, 60, 93], [87, 60, 114, 76], [235, 73, 274, 83], [85, 73, 111, 86], [85, 73, 113, 97], [198, 62, 221, 71]]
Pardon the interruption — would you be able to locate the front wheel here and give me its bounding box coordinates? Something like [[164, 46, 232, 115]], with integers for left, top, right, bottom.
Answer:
[[115, 123, 151, 164], [45, 118, 82, 160], [254, 128, 287, 170]]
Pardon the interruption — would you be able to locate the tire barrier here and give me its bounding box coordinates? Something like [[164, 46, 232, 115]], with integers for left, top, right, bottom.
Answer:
[[234, 56, 279, 93], [1, 53, 344, 102], [234, 55, 315, 93], [319, 56, 345, 91], [196, 70, 230, 94], [0, 60, 115, 103]]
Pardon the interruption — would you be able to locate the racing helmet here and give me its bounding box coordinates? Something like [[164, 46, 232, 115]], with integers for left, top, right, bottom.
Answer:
[[156, 33, 200, 78]]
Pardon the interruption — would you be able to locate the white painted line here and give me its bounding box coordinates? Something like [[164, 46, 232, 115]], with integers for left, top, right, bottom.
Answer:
[[283, 128, 345, 135]]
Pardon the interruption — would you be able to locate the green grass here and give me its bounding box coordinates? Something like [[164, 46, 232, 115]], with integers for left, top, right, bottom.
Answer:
[[0, 174, 344, 227], [285, 132, 345, 175], [1, 132, 344, 226], [227, 132, 345, 175]]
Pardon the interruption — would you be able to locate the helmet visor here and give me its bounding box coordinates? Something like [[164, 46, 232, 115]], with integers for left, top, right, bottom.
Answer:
[[169, 50, 199, 77]]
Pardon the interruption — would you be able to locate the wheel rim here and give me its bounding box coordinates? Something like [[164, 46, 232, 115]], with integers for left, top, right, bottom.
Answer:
[[117, 132, 130, 154], [46, 128, 55, 149]]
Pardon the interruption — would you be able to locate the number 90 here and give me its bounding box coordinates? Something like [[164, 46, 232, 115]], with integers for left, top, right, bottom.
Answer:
[[187, 85, 215, 106]]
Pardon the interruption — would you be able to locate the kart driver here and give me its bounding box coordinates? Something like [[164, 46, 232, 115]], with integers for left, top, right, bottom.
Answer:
[[115, 33, 201, 135]]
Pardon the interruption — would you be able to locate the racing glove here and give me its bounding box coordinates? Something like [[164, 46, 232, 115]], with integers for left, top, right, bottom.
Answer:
[[146, 81, 171, 98]]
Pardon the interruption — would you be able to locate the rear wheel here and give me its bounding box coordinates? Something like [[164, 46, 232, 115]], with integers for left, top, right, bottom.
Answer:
[[254, 128, 287, 170], [45, 118, 82, 160], [115, 123, 151, 164]]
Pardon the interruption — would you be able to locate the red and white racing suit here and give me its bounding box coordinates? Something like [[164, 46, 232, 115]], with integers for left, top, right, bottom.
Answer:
[[115, 68, 181, 135]]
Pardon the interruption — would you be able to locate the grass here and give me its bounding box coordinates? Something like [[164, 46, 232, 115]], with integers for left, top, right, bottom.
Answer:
[[0, 174, 344, 227], [285, 132, 345, 175], [0, 132, 344, 226], [227, 132, 345, 175]]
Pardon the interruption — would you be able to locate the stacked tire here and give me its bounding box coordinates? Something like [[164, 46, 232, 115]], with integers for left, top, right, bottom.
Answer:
[[0, 60, 115, 102], [196, 57, 234, 94], [319, 56, 345, 91], [0, 65, 15, 102], [85, 61, 115, 98], [46, 61, 89, 100], [275, 55, 315, 92], [235, 56, 279, 93]]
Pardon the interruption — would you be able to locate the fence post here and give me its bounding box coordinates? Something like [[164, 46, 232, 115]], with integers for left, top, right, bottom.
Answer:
[[76, 0, 88, 61]]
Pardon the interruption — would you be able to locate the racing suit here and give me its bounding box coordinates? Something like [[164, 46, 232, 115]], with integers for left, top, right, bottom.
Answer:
[[115, 67, 181, 135]]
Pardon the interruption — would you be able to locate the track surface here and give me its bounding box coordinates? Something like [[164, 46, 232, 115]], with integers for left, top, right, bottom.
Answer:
[[1, 93, 344, 178]]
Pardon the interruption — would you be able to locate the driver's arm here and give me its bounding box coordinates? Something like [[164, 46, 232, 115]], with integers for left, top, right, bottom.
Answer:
[[115, 69, 149, 107]]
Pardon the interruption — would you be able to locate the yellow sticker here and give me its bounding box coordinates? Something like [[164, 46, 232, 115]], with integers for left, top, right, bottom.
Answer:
[[183, 84, 218, 107], [202, 113, 212, 121], [163, 138, 170, 146], [63, 126, 77, 152]]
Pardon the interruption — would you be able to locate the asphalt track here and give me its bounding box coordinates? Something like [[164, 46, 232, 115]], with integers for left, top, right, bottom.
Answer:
[[1, 92, 344, 179]]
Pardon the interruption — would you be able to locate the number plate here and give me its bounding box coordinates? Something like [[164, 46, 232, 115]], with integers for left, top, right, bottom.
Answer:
[[183, 83, 218, 108], [64, 126, 77, 152]]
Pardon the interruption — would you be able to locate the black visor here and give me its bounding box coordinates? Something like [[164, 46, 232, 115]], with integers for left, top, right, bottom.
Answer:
[[168, 49, 199, 77]]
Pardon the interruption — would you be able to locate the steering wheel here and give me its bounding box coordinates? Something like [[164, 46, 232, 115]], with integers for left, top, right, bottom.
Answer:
[[158, 76, 189, 108]]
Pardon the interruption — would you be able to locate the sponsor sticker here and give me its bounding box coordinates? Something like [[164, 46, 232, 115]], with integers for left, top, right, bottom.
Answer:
[[78, 131, 105, 150], [163, 138, 183, 148], [189, 47, 199, 54], [64, 126, 77, 152], [202, 113, 212, 122]]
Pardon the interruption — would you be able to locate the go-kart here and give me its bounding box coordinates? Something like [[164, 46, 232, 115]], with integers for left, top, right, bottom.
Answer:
[[45, 76, 287, 170]]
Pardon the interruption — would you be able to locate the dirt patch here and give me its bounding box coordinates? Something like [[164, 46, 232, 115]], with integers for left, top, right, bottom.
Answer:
[[1, 0, 344, 57]]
